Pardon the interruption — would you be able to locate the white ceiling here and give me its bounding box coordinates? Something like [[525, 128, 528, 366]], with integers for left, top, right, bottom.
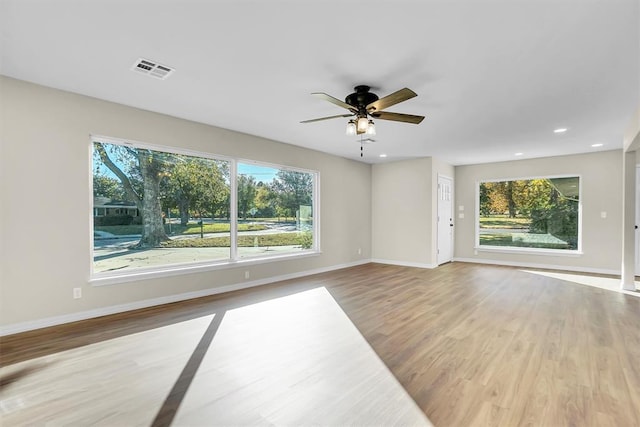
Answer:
[[1, 0, 638, 165]]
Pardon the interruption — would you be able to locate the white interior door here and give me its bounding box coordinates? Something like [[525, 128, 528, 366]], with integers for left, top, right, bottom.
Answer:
[[437, 175, 454, 265]]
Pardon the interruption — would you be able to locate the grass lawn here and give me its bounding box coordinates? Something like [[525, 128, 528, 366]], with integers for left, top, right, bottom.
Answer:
[[478, 234, 513, 245], [161, 232, 309, 248], [479, 216, 531, 229], [240, 217, 295, 223], [479, 233, 570, 249], [181, 223, 266, 234]]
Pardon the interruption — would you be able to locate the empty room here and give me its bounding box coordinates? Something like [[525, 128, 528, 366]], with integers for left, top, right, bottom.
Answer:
[[1, 0, 639, 426]]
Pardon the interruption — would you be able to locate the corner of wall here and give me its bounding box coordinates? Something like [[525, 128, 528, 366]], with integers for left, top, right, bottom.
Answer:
[[624, 108, 640, 152]]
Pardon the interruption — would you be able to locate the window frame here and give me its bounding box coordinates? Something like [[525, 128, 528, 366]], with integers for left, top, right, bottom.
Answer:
[[475, 174, 583, 256], [236, 158, 320, 256], [89, 135, 321, 286]]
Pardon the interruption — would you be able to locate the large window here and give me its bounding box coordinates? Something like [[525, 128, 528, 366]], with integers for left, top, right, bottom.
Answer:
[[92, 138, 318, 278], [237, 162, 314, 259], [477, 176, 580, 252]]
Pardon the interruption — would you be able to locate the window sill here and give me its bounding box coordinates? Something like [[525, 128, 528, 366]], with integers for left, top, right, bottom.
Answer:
[[475, 246, 583, 257], [90, 250, 322, 286]]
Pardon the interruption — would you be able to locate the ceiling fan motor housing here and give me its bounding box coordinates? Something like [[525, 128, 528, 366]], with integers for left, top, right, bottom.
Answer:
[[345, 85, 379, 116]]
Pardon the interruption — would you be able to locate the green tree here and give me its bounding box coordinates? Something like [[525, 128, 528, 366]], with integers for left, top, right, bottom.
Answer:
[[207, 160, 230, 220], [482, 182, 508, 215], [195, 160, 228, 220], [272, 170, 312, 219], [93, 175, 125, 200], [254, 183, 277, 217], [164, 158, 198, 225], [482, 180, 530, 217], [529, 179, 578, 248], [513, 179, 553, 215], [505, 181, 516, 218], [479, 182, 491, 216], [94, 142, 169, 248], [237, 175, 257, 219], [161, 157, 230, 225]]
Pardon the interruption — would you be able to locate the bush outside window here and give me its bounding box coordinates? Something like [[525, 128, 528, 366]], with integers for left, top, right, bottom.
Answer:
[[478, 176, 580, 251], [92, 138, 317, 277]]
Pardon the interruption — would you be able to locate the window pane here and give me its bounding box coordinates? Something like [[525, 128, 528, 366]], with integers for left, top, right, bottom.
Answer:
[[93, 141, 231, 273], [478, 177, 579, 250], [237, 163, 314, 258]]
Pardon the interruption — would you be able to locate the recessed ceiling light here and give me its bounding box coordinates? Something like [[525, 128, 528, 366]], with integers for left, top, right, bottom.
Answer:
[[514, 152, 523, 156], [379, 154, 387, 158], [554, 128, 568, 133], [591, 143, 604, 147]]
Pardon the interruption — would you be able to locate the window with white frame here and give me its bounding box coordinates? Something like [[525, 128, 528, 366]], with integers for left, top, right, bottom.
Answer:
[[92, 137, 318, 277], [236, 162, 315, 259], [477, 176, 580, 252]]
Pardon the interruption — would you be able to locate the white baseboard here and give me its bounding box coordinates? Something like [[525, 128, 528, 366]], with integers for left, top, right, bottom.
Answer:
[[371, 258, 438, 269], [453, 257, 620, 276], [0, 259, 371, 337]]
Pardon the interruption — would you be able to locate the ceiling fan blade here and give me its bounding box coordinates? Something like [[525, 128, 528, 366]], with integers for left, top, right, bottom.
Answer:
[[370, 111, 425, 124], [366, 88, 417, 112], [300, 113, 354, 124], [311, 92, 357, 112]]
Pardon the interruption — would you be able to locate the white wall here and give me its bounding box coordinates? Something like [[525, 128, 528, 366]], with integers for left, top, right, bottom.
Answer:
[[0, 77, 372, 330], [371, 157, 454, 267], [372, 158, 432, 266], [454, 151, 623, 273]]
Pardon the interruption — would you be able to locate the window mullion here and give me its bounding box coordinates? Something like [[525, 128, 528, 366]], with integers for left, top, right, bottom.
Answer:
[[230, 159, 238, 261]]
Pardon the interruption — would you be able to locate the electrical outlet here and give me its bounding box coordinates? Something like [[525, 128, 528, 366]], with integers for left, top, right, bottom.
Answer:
[[244, 271, 250, 279], [73, 288, 82, 299], [357, 248, 362, 255]]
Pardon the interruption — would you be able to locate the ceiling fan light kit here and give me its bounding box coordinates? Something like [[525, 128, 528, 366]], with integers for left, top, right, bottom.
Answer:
[[356, 116, 370, 134], [366, 120, 376, 135], [345, 117, 375, 135], [346, 119, 356, 135], [302, 85, 424, 156]]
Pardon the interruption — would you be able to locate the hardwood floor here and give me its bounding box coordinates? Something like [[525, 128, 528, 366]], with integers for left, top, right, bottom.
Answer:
[[1, 262, 639, 426]]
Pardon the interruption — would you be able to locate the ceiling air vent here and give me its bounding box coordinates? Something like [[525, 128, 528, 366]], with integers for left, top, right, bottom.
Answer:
[[131, 58, 174, 80]]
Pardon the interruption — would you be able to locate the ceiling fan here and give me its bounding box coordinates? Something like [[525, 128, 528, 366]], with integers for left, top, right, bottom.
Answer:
[[301, 85, 425, 136]]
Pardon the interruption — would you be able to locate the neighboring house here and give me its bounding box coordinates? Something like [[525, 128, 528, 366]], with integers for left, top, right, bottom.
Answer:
[[93, 197, 139, 218]]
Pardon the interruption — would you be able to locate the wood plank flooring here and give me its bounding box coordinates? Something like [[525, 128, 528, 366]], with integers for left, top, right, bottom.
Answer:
[[1, 262, 639, 426]]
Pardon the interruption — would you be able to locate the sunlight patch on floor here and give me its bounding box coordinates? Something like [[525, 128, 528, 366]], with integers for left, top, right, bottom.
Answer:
[[0, 315, 212, 426], [521, 270, 640, 298], [0, 287, 431, 426], [173, 286, 431, 425]]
